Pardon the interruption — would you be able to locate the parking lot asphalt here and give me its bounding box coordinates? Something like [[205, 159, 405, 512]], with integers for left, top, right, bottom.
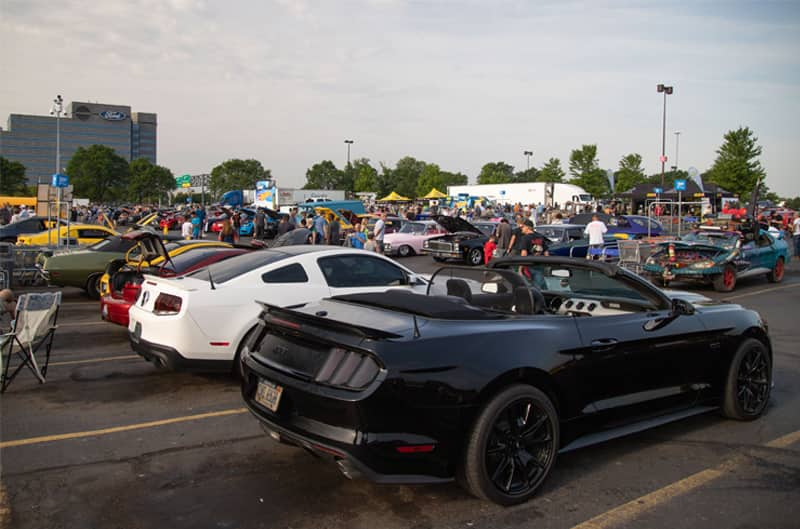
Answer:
[[1, 254, 799, 529]]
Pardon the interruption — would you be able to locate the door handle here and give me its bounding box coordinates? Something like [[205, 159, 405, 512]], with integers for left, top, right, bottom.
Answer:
[[591, 338, 619, 351]]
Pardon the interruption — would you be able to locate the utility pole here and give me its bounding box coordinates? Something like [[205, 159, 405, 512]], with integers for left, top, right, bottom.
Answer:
[[657, 84, 674, 190], [524, 150, 533, 171], [344, 139, 354, 166]]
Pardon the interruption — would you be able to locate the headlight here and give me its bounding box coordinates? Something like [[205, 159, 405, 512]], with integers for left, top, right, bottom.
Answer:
[[384, 243, 392, 251], [454, 243, 460, 252], [646, 257, 656, 265], [690, 260, 716, 269]]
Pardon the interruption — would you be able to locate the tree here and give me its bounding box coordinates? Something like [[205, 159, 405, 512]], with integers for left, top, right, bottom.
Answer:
[[128, 158, 174, 203], [569, 145, 609, 197], [392, 156, 427, 197], [375, 163, 395, 198], [615, 153, 647, 193], [706, 127, 766, 198], [352, 158, 378, 193], [303, 160, 343, 190], [513, 167, 540, 183], [0, 157, 28, 195], [478, 162, 514, 184], [415, 163, 445, 197], [210, 159, 271, 197], [439, 170, 468, 189], [66, 145, 130, 202], [538, 158, 565, 183]]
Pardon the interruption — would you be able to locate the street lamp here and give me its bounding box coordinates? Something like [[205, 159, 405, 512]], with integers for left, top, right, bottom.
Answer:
[[50, 95, 65, 247], [344, 139, 354, 166], [523, 150, 533, 171], [656, 84, 673, 189], [672, 131, 681, 173]]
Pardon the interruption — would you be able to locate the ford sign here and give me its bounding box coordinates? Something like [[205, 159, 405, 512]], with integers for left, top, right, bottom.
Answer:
[[99, 110, 127, 121]]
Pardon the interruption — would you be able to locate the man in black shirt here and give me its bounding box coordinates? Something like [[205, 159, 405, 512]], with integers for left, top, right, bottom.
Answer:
[[254, 209, 266, 240]]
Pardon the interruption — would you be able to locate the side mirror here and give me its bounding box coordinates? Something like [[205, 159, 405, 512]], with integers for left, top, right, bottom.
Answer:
[[481, 282, 499, 294], [670, 298, 695, 316], [408, 273, 427, 286]]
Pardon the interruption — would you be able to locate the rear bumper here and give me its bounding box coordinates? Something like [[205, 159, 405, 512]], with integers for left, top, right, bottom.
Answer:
[[240, 359, 456, 484], [129, 334, 231, 372]]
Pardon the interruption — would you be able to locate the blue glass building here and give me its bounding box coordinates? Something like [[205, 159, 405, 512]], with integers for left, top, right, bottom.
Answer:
[[0, 101, 157, 184]]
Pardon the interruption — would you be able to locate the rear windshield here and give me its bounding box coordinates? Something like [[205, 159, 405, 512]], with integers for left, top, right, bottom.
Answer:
[[164, 248, 233, 274], [186, 250, 292, 283]]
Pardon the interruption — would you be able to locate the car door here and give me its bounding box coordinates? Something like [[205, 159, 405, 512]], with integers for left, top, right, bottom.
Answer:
[[316, 254, 418, 297], [568, 272, 710, 427]]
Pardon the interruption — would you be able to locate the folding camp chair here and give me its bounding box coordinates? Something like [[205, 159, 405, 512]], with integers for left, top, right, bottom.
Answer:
[[0, 291, 62, 393]]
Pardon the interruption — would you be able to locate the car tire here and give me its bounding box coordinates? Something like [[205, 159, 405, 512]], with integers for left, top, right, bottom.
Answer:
[[86, 273, 103, 300], [721, 338, 771, 421], [713, 265, 737, 292], [462, 384, 559, 505], [398, 245, 413, 258], [767, 257, 784, 283], [466, 248, 484, 266]]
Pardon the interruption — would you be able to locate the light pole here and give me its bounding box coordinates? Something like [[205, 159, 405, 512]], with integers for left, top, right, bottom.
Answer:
[[344, 139, 354, 166], [50, 95, 65, 247], [656, 84, 673, 189], [673, 131, 681, 173], [523, 150, 533, 171]]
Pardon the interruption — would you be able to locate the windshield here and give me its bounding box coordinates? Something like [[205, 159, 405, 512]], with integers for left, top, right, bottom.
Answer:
[[680, 231, 739, 249], [579, 194, 592, 202], [399, 222, 427, 234]]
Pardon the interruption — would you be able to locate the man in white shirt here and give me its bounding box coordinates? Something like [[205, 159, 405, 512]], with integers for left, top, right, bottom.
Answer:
[[793, 216, 800, 260], [584, 214, 608, 259], [373, 212, 386, 254]]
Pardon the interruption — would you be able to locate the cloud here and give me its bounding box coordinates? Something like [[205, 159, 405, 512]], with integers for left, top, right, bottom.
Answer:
[[1, 0, 799, 196]]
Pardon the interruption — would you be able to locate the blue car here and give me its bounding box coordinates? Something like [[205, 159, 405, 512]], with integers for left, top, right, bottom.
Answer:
[[547, 235, 620, 260], [568, 214, 663, 239], [239, 220, 254, 236]]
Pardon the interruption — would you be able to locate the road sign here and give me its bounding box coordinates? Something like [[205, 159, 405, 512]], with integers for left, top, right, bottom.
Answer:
[[654, 187, 663, 194], [175, 174, 192, 188], [51, 173, 69, 188], [674, 179, 687, 191]]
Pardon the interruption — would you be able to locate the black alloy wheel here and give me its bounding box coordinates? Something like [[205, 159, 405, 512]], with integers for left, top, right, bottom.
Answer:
[[722, 338, 772, 420], [86, 273, 102, 300], [466, 247, 484, 266], [463, 385, 559, 505]]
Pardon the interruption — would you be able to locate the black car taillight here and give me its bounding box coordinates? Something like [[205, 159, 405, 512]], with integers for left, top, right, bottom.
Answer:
[[315, 347, 380, 390], [153, 293, 182, 315]]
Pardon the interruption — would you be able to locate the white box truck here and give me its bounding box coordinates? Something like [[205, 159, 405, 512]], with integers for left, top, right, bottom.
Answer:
[[447, 182, 593, 208]]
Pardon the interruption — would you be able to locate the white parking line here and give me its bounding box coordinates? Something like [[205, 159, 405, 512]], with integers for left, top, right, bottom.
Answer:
[[725, 281, 800, 301]]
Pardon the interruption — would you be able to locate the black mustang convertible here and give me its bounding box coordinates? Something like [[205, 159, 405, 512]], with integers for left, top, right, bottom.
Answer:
[[239, 257, 772, 505]]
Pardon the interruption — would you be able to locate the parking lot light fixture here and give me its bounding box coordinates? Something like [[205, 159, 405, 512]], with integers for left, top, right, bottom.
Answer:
[[657, 84, 674, 189]]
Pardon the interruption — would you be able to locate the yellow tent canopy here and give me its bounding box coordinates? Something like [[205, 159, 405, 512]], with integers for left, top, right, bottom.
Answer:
[[378, 191, 411, 202], [420, 188, 447, 199]]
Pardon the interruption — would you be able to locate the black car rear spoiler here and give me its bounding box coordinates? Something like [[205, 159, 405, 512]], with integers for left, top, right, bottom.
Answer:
[[256, 301, 403, 340]]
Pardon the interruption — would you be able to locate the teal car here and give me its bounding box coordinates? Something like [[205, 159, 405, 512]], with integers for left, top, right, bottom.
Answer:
[[642, 227, 788, 292]]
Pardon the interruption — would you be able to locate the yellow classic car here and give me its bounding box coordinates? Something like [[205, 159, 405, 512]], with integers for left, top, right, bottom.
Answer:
[[97, 232, 232, 296], [16, 224, 119, 246]]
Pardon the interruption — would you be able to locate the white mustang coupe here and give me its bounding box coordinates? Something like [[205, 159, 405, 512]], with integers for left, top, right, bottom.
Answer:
[[128, 246, 429, 374]]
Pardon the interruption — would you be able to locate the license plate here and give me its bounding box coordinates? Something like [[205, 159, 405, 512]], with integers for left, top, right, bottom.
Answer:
[[131, 321, 141, 343], [255, 379, 283, 412]]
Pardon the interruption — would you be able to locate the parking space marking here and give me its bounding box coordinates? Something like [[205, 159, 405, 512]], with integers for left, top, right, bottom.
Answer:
[[724, 281, 800, 301], [0, 408, 248, 449], [48, 355, 140, 367], [570, 429, 800, 529], [766, 429, 800, 449]]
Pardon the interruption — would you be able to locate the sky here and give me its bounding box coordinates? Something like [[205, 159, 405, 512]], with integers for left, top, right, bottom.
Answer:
[[2, 0, 799, 196]]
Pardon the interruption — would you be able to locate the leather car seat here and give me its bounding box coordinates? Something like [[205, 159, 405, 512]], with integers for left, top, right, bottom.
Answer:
[[446, 278, 473, 303]]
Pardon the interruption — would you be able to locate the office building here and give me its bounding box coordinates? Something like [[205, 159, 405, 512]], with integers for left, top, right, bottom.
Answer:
[[0, 101, 157, 184]]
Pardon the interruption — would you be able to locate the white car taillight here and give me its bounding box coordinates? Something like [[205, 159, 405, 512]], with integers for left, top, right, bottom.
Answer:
[[153, 293, 182, 315]]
